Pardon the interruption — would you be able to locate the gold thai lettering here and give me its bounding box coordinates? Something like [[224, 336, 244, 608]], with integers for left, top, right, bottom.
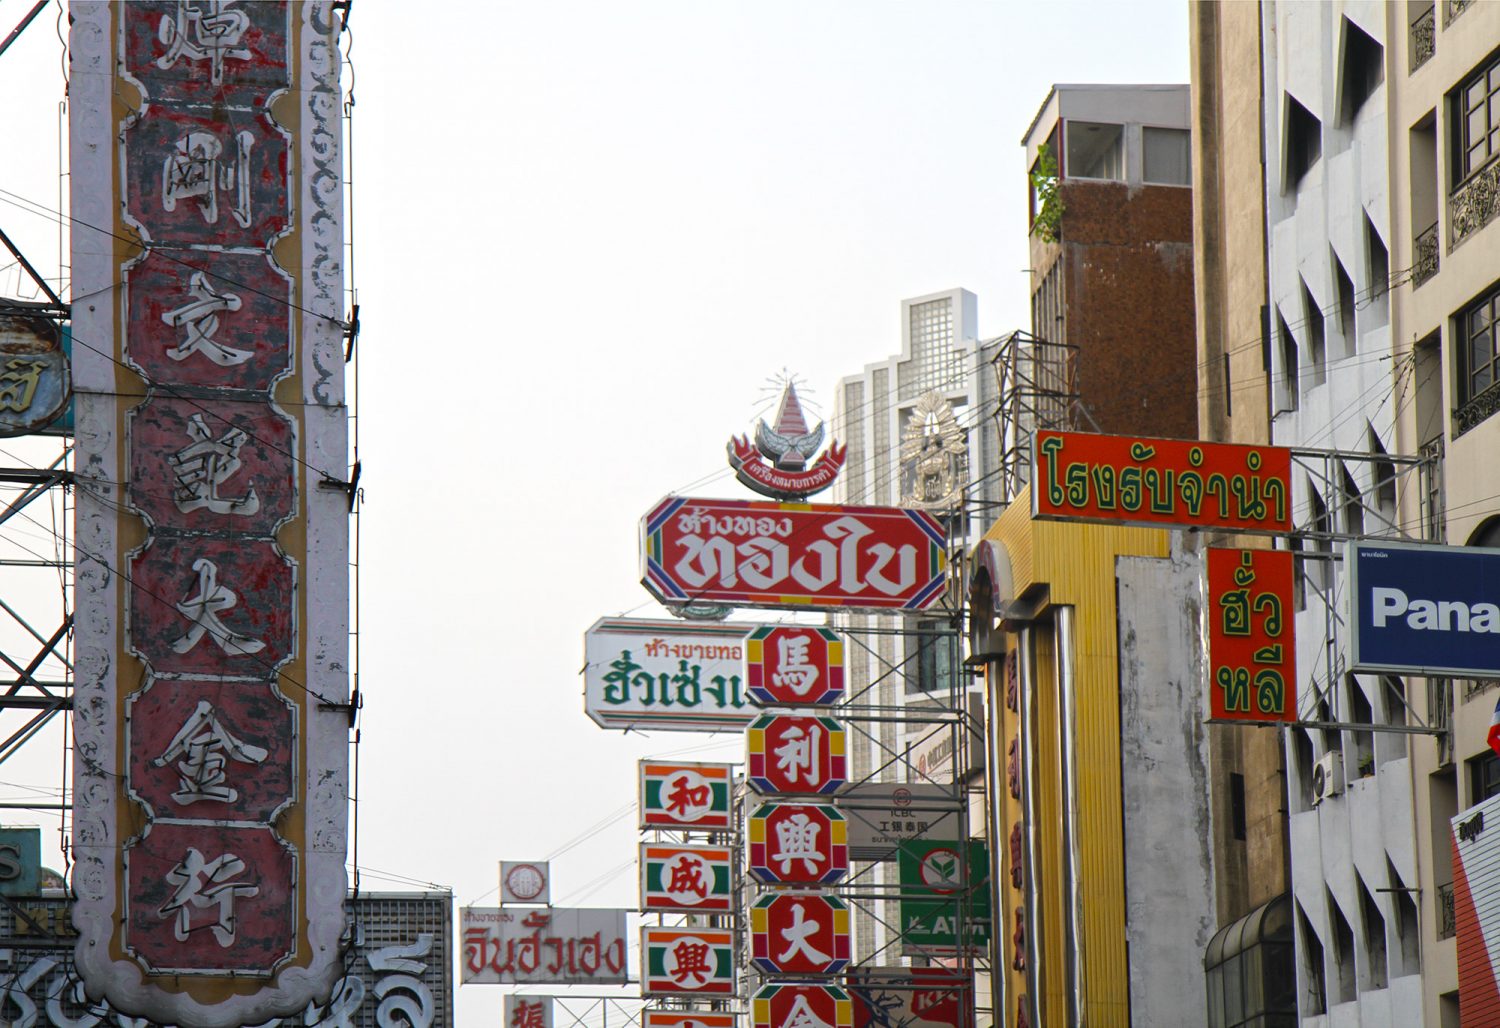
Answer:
[[0, 359, 46, 413]]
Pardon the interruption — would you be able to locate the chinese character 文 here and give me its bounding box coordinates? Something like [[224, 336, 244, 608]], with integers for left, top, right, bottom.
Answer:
[[161, 270, 252, 367], [152, 699, 269, 805], [158, 847, 259, 947], [156, 1, 252, 86], [773, 812, 824, 876], [0, 358, 46, 413], [162, 129, 255, 228], [772, 634, 819, 697], [172, 557, 266, 656], [774, 723, 823, 787], [169, 412, 260, 514]]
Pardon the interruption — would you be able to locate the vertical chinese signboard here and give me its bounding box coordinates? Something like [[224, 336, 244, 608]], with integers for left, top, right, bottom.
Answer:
[[70, 4, 349, 1023], [1205, 549, 1295, 722]]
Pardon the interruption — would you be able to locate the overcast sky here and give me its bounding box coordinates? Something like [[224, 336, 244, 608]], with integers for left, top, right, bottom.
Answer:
[[0, 1, 1188, 1022]]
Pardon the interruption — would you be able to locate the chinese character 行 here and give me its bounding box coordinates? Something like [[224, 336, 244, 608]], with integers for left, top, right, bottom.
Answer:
[[158, 847, 259, 947], [152, 699, 269, 804]]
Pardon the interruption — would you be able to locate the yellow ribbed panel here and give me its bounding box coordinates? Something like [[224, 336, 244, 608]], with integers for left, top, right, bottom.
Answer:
[[985, 486, 1170, 1024], [993, 648, 1027, 1027]]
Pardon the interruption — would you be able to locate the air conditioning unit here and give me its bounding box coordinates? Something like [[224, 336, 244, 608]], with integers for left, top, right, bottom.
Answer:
[[1312, 752, 1345, 806]]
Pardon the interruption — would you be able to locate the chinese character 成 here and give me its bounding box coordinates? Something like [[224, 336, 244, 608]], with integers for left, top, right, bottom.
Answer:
[[666, 855, 709, 900]]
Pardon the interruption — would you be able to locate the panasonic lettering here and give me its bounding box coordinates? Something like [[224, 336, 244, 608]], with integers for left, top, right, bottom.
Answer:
[[1369, 587, 1500, 632]]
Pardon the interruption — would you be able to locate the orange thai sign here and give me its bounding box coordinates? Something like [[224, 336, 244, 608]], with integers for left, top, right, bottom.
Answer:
[[1206, 549, 1295, 723], [1031, 431, 1292, 533]]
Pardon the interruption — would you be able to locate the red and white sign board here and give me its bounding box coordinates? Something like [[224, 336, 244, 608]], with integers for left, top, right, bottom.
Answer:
[[848, 969, 974, 1028], [749, 892, 851, 975], [641, 496, 947, 612], [461, 908, 629, 985], [752, 984, 854, 1028], [644, 1011, 736, 1028], [640, 844, 734, 912], [640, 926, 737, 997], [70, 4, 349, 1023], [1453, 794, 1500, 1023], [640, 761, 735, 830], [506, 995, 554, 1028], [747, 801, 849, 885], [747, 714, 848, 795], [501, 861, 551, 905], [746, 625, 845, 706]]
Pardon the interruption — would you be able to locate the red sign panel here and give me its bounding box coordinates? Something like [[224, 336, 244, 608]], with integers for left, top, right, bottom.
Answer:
[[752, 984, 854, 1028], [747, 802, 849, 885], [848, 969, 974, 1028], [1207, 548, 1296, 722], [746, 625, 845, 706], [747, 714, 847, 795], [1031, 431, 1292, 533], [750, 893, 851, 975], [640, 762, 735, 830], [641, 927, 736, 997], [641, 496, 947, 612], [645, 1012, 736, 1028]]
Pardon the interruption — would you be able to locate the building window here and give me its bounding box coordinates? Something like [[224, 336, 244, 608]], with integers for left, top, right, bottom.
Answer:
[[1454, 49, 1500, 183], [1469, 749, 1500, 802], [1144, 127, 1191, 185], [1285, 94, 1322, 189], [1229, 773, 1247, 841], [1065, 121, 1124, 181], [905, 618, 955, 696], [1456, 282, 1500, 433]]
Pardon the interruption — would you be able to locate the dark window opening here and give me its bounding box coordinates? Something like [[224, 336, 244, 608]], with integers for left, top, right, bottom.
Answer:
[[1335, 252, 1357, 354], [1297, 901, 1327, 1015], [1341, 18, 1385, 123], [1286, 94, 1323, 188], [1469, 749, 1500, 803], [1356, 874, 1388, 990], [1303, 279, 1326, 386], [1328, 893, 1357, 1004], [1229, 772, 1247, 841]]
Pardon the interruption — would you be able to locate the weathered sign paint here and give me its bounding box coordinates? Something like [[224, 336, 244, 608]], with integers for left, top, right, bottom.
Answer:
[[69, 4, 349, 1021], [747, 714, 847, 795], [640, 761, 735, 830], [641, 496, 947, 612], [640, 926, 736, 997], [460, 908, 628, 985], [584, 618, 753, 731], [1206, 548, 1295, 722], [848, 969, 974, 1028], [1031, 430, 1292, 533], [746, 801, 849, 885], [0, 313, 69, 436], [745, 625, 845, 707], [505, 994, 554, 1028], [640, 844, 734, 913], [751, 983, 854, 1028], [749, 892, 851, 975]]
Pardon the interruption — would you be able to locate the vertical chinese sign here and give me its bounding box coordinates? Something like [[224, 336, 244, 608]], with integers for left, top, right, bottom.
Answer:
[[1205, 549, 1295, 722], [70, 3, 350, 1023]]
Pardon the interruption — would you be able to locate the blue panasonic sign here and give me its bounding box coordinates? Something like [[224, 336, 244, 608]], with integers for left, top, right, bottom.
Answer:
[[1349, 540, 1500, 677]]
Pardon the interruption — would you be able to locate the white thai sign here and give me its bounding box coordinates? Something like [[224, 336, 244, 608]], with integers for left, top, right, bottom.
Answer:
[[461, 908, 629, 985], [583, 619, 753, 732]]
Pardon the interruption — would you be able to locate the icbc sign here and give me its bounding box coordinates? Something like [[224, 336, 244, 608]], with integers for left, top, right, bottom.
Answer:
[[750, 893, 851, 976], [747, 802, 848, 885], [747, 714, 847, 795], [640, 496, 947, 612], [746, 625, 844, 706]]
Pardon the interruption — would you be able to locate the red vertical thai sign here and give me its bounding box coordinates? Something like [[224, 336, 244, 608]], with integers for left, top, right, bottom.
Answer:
[[71, 3, 349, 1023], [1205, 548, 1296, 723]]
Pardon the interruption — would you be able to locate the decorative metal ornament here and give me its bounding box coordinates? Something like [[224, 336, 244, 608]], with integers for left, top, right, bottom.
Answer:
[[728, 381, 846, 499], [899, 391, 968, 511]]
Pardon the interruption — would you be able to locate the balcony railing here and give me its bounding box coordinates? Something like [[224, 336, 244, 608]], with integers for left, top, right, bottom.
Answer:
[[1454, 380, 1500, 437], [1438, 880, 1456, 939], [1452, 158, 1500, 246], [1413, 222, 1439, 286], [1446, 0, 1474, 27], [1411, 7, 1435, 71]]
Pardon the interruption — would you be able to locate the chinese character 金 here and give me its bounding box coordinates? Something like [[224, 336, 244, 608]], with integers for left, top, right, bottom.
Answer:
[[152, 699, 269, 805]]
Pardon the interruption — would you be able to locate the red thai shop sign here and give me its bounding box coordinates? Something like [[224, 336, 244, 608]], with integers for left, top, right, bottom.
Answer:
[[1206, 548, 1296, 723], [1031, 431, 1292, 533], [750, 892, 851, 976], [640, 496, 947, 612]]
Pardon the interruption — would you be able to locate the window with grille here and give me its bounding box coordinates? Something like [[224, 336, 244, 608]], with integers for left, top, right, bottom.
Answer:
[[1459, 282, 1500, 407], [1454, 49, 1500, 182]]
